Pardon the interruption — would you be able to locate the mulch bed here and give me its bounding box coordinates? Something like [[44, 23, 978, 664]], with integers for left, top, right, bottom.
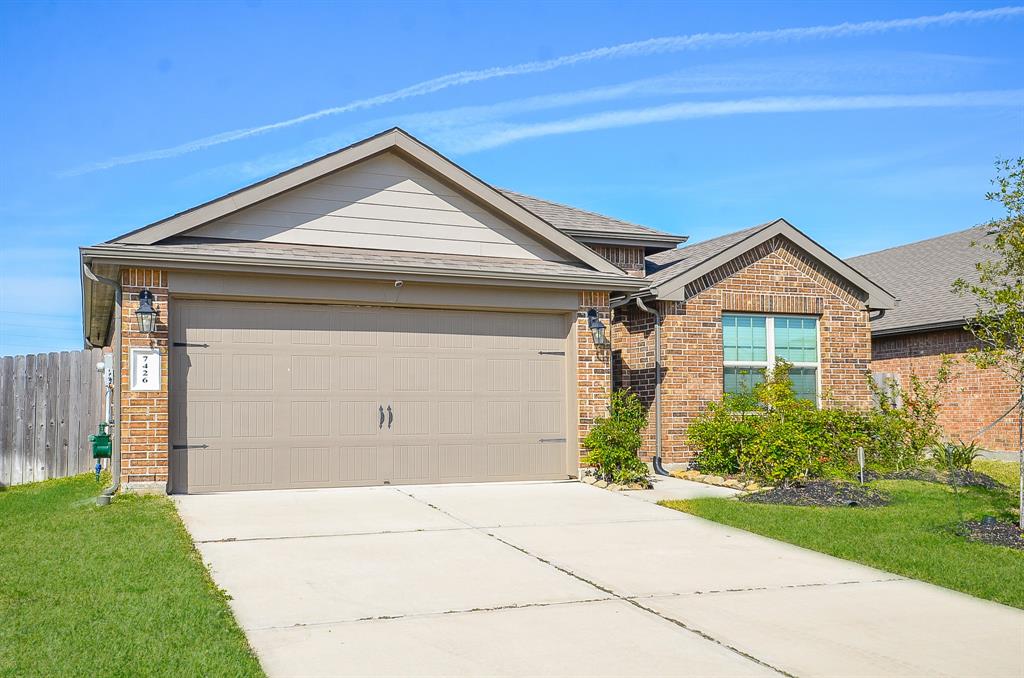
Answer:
[[741, 480, 890, 508], [884, 468, 1007, 490], [964, 520, 1024, 551]]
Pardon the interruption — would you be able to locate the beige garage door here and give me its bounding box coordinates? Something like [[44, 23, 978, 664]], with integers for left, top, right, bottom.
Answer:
[[169, 300, 570, 493]]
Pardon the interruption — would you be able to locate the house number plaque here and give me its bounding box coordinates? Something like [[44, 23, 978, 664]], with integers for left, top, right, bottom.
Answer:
[[129, 348, 161, 391]]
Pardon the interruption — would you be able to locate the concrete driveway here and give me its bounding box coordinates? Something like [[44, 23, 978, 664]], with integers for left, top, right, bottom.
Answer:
[[175, 480, 1024, 677]]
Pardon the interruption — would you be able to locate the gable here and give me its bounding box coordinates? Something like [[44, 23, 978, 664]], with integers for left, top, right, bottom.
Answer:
[[649, 219, 896, 310], [688, 239, 867, 312], [187, 153, 565, 261]]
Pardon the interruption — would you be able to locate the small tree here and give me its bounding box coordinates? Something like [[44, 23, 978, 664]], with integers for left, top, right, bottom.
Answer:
[[953, 157, 1024, 528]]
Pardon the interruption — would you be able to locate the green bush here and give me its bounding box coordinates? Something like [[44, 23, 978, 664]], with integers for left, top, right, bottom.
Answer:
[[583, 389, 650, 484], [865, 357, 953, 472], [934, 440, 982, 472], [688, 358, 869, 485]]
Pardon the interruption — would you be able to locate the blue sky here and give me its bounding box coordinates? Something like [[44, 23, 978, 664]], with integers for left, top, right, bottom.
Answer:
[[1, 1, 1022, 355]]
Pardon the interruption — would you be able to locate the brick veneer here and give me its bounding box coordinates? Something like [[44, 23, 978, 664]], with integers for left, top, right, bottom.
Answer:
[[592, 245, 646, 277], [577, 291, 612, 460], [119, 269, 170, 494], [614, 238, 873, 464], [871, 328, 1019, 451]]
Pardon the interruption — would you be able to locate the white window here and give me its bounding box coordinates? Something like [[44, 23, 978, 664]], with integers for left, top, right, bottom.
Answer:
[[722, 314, 820, 403]]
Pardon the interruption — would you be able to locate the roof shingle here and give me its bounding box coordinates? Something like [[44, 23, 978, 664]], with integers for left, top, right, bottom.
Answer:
[[499, 189, 684, 244], [644, 222, 774, 286], [846, 226, 993, 334]]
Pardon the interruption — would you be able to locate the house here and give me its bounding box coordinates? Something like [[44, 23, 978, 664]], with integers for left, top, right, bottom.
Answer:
[[848, 226, 1018, 452], [80, 128, 896, 494]]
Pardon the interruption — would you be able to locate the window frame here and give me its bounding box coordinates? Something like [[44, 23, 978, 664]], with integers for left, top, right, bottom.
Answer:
[[721, 313, 821, 405]]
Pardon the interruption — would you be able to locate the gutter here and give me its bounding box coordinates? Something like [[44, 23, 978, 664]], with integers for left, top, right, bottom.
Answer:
[[83, 263, 121, 505], [634, 297, 669, 477]]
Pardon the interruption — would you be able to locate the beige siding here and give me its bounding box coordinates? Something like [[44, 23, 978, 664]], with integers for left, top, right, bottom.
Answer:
[[190, 153, 564, 261], [170, 300, 571, 493]]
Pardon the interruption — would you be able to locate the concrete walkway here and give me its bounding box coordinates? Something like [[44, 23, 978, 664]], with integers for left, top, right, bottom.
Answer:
[[175, 481, 1024, 677]]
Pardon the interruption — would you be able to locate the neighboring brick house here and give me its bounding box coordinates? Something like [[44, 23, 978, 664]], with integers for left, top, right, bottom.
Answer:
[[848, 226, 1019, 452], [80, 128, 896, 494]]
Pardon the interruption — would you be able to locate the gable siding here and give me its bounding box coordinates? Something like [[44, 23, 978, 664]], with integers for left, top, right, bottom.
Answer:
[[189, 153, 565, 261]]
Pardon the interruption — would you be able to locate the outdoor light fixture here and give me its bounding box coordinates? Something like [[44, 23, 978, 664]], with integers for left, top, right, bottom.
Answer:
[[587, 308, 610, 348], [135, 288, 157, 334]]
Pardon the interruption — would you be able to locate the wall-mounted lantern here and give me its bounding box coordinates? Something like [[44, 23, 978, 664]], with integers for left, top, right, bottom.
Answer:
[[587, 308, 610, 348], [135, 288, 157, 334]]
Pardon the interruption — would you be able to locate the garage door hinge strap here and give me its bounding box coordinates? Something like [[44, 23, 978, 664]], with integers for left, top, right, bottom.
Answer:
[[172, 342, 210, 348], [538, 351, 565, 355], [538, 438, 567, 443], [172, 444, 209, 450]]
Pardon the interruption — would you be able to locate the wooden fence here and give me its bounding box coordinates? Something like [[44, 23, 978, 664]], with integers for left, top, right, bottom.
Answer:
[[0, 348, 107, 487]]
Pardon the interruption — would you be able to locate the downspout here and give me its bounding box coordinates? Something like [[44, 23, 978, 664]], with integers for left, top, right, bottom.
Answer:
[[83, 262, 121, 505], [635, 297, 669, 476]]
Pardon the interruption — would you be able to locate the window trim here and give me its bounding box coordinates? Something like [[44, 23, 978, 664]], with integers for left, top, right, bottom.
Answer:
[[722, 313, 821, 405]]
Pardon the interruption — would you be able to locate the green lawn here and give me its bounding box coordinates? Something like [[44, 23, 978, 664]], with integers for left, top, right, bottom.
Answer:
[[973, 459, 1021, 491], [661, 478, 1024, 609], [0, 474, 263, 677]]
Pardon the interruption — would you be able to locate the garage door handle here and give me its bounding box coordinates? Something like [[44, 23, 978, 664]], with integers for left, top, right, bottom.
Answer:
[[387, 405, 393, 429], [379, 406, 385, 430]]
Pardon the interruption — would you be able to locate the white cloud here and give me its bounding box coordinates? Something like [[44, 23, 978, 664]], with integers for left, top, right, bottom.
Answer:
[[444, 90, 1024, 152], [64, 5, 1024, 175]]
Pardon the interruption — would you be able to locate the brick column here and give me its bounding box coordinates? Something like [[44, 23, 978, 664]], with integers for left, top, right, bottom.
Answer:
[[577, 291, 612, 462], [120, 269, 170, 494]]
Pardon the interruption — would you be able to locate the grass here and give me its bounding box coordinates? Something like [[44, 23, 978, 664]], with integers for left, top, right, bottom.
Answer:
[[661, 478, 1024, 609], [0, 474, 263, 677], [973, 459, 1021, 491]]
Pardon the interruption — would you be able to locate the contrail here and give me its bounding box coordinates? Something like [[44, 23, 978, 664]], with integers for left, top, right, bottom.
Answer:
[[65, 5, 1024, 175], [450, 90, 1024, 152]]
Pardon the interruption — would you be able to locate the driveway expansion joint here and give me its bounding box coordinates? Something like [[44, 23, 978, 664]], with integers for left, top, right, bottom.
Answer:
[[246, 596, 615, 632], [396, 487, 795, 678]]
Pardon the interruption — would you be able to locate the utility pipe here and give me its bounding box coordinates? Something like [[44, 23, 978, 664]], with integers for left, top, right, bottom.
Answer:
[[635, 297, 669, 476], [83, 263, 122, 506]]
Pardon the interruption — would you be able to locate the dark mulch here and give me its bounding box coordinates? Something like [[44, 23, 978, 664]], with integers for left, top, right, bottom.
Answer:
[[884, 468, 1007, 490], [741, 480, 890, 508], [964, 520, 1024, 550]]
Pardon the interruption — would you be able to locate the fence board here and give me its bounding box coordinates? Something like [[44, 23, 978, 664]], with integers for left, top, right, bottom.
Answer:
[[67, 352, 82, 476], [57, 351, 71, 478], [13, 355, 27, 485], [1, 349, 108, 486], [33, 354, 48, 481], [45, 353, 59, 480], [0, 356, 11, 487]]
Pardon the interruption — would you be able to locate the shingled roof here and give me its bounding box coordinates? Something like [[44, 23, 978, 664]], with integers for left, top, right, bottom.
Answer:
[[644, 222, 773, 286], [499, 189, 685, 248], [846, 225, 993, 335]]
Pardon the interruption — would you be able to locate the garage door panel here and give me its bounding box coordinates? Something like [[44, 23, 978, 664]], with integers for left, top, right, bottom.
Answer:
[[290, 401, 331, 437], [231, 354, 272, 390], [171, 300, 569, 492]]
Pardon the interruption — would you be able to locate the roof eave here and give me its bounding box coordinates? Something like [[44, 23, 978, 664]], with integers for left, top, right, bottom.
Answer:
[[80, 246, 648, 292], [871, 319, 968, 337]]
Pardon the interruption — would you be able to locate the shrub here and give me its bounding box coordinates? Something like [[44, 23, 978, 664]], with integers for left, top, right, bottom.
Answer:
[[583, 389, 650, 484], [685, 396, 757, 475], [865, 357, 954, 471], [688, 358, 870, 485], [934, 440, 982, 472]]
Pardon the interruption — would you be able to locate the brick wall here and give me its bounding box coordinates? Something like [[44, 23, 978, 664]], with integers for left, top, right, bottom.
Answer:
[[577, 291, 612, 461], [592, 245, 647, 277], [614, 238, 873, 464], [119, 269, 170, 494], [872, 328, 1019, 451]]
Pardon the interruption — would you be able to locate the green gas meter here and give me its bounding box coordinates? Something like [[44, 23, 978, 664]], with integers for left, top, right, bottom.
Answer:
[[89, 422, 112, 459]]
